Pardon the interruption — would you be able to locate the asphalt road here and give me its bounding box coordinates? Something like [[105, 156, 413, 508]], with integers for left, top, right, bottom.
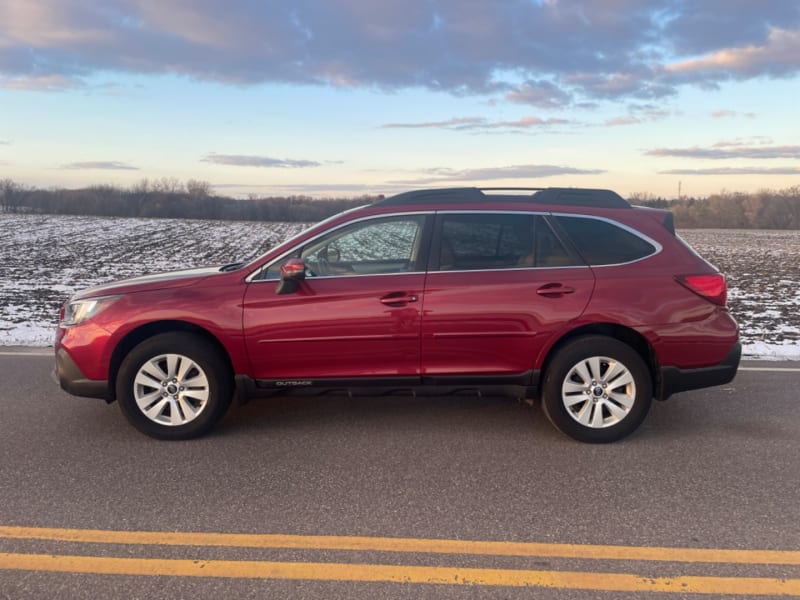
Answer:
[[1, 350, 799, 599]]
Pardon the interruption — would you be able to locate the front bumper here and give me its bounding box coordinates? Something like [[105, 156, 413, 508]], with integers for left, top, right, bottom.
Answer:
[[54, 347, 110, 401], [658, 342, 742, 401]]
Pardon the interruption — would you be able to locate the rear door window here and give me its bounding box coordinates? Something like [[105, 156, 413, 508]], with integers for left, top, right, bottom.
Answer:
[[434, 213, 534, 271], [431, 213, 581, 271]]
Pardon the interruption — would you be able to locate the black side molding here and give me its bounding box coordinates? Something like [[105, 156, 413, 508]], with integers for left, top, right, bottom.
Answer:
[[55, 348, 111, 402], [234, 371, 541, 403], [659, 342, 742, 401]]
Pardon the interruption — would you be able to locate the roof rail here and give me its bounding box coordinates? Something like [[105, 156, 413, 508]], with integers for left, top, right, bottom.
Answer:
[[529, 188, 629, 208], [375, 187, 630, 208]]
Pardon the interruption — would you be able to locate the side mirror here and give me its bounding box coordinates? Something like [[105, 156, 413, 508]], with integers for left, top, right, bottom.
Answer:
[[276, 258, 306, 295]]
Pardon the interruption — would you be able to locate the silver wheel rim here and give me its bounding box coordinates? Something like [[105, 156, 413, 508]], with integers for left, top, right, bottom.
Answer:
[[561, 356, 636, 429], [133, 353, 210, 426]]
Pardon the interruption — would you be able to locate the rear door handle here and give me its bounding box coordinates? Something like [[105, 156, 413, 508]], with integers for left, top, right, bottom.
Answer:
[[380, 292, 419, 306], [536, 283, 575, 298]]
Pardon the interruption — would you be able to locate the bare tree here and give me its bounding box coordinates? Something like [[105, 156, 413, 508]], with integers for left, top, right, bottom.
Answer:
[[151, 177, 184, 194], [186, 179, 212, 197], [1, 178, 20, 213], [131, 178, 151, 194]]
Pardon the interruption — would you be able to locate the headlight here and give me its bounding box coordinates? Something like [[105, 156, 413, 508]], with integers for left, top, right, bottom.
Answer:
[[61, 295, 121, 327]]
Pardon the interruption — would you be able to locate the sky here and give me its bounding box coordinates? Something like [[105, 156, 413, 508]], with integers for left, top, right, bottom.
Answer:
[[1, 0, 799, 199]]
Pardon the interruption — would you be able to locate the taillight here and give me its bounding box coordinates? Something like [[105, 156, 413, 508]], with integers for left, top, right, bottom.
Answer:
[[676, 274, 727, 306]]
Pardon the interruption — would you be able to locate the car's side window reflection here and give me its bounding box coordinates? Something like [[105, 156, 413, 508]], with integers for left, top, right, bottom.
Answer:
[[434, 213, 535, 271], [431, 213, 581, 271], [263, 216, 425, 279]]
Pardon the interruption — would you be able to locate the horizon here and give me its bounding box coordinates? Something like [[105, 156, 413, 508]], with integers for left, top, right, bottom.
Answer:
[[1, 1, 799, 199], [7, 178, 800, 202]]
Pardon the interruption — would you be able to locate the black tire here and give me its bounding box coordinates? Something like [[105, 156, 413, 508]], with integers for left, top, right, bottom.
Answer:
[[116, 332, 233, 440], [541, 336, 652, 443]]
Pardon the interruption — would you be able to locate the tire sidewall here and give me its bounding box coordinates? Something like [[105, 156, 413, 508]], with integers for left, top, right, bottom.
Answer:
[[542, 336, 652, 443], [116, 333, 232, 440]]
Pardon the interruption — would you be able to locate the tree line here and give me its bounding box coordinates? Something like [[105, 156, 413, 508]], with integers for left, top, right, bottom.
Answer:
[[0, 178, 372, 222], [631, 186, 800, 229], [2, 178, 799, 229]]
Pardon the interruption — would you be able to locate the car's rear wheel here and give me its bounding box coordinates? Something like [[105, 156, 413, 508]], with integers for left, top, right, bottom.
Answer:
[[542, 336, 652, 443], [116, 333, 232, 440]]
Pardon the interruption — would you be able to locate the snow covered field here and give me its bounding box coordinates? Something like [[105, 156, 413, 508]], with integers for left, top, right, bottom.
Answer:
[[1, 213, 798, 359], [0, 214, 306, 346], [679, 229, 800, 359]]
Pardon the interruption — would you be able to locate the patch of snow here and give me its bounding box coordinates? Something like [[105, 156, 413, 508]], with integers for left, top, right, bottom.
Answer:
[[742, 341, 800, 361], [0, 321, 54, 347]]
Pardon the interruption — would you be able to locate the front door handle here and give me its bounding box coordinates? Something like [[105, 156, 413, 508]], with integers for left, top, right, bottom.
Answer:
[[380, 292, 419, 307], [536, 283, 575, 298]]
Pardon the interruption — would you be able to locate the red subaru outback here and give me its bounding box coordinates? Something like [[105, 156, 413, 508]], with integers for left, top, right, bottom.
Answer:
[[55, 187, 740, 443]]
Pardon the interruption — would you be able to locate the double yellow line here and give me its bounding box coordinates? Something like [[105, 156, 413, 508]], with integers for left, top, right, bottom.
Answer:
[[2, 526, 799, 595]]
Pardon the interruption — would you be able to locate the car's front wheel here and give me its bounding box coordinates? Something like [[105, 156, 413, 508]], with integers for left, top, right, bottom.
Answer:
[[542, 336, 652, 443], [116, 333, 233, 440]]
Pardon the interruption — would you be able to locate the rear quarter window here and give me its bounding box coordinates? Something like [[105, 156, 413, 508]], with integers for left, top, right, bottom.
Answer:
[[556, 215, 657, 265]]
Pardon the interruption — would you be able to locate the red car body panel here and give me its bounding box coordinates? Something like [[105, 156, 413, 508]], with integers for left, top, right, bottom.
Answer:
[[421, 267, 595, 375], [59, 274, 252, 381], [242, 273, 425, 378]]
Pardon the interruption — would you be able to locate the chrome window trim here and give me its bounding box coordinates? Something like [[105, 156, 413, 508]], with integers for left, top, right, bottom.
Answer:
[[246, 211, 434, 283], [427, 264, 593, 275], [269, 270, 427, 282]]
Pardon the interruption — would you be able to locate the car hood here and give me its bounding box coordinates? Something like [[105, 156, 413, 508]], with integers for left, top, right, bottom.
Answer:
[[72, 266, 226, 299]]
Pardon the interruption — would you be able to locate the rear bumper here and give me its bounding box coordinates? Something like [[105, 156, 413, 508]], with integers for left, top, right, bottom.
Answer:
[[659, 342, 741, 400], [54, 347, 110, 401]]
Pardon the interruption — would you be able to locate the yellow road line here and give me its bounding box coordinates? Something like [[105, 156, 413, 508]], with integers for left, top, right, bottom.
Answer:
[[1, 525, 799, 566], [1, 553, 799, 595]]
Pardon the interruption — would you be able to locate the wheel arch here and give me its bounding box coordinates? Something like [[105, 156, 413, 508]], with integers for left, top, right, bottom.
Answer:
[[108, 320, 234, 402], [540, 323, 659, 394]]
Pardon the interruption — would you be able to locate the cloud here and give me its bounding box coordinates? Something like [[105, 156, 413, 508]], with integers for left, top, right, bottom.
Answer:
[[381, 116, 571, 132], [710, 110, 756, 119], [489, 116, 571, 129], [505, 80, 572, 109], [712, 137, 772, 147], [0, 74, 84, 91], [602, 103, 670, 127], [61, 161, 138, 170], [0, 1, 798, 103], [565, 69, 676, 100], [666, 27, 800, 81], [0, 140, 11, 145], [381, 117, 486, 130], [605, 116, 642, 127], [646, 145, 800, 159], [391, 164, 605, 185], [659, 167, 800, 175], [662, 0, 800, 55], [201, 154, 322, 168]]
